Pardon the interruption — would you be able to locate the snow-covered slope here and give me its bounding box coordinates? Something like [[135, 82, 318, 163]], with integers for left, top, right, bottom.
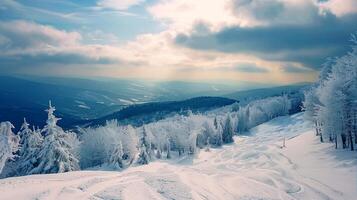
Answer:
[[0, 113, 356, 200]]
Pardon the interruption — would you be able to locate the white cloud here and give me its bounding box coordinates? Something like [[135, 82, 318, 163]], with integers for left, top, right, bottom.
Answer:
[[148, 0, 237, 33], [148, 0, 320, 33], [317, 0, 357, 17], [0, 20, 80, 52], [97, 0, 144, 10]]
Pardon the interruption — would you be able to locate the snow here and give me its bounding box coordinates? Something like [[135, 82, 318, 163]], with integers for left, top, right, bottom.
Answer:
[[0, 113, 356, 200], [78, 105, 90, 109], [118, 98, 134, 105]]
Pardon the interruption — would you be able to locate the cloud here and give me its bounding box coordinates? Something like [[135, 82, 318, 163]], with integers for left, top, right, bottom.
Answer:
[[147, 0, 333, 32], [318, 0, 357, 17], [230, 0, 321, 26], [0, 20, 80, 50], [97, 0, 144, 10], [175, 13, 357, 69], [234, 63, 269, 73], [147, 0, 238, 32], [281, 65, 314, 73], [232, 0, 285, 20], [0, 20, 133, 71], [0, 1, 329, 84]]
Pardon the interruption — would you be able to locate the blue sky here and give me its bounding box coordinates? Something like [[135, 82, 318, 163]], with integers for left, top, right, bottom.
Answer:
[[0, 0, 356, 84]]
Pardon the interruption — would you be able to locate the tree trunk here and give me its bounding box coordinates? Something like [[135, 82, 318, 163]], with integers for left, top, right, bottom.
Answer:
[[315, 121, 319, 136], [341, 134, 347, 149], [335, 135, 338, 149], [350, 133, 354, 151]]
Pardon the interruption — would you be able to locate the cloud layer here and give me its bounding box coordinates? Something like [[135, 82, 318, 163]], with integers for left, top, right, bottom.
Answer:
[[175, 13, 357, 69], [0, 0, 356, 84]]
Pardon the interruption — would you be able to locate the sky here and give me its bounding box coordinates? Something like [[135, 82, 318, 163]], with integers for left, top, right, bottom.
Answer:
[[0, 0, 356, 85]]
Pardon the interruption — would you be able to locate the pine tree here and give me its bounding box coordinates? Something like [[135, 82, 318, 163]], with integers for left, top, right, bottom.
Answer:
[[214, 117, 218, 130], [137, 144, 149, 165], [222, 115, 234, 143], [108, 141, 124, 169], [141, 126, 152, 159], [16, 119, 43, 175], [216, 124, 223, 146], [205, 137, 210, 152], [0, 122, 19, 173], [156, 147, 162, 159], [30, 101, 79, 174], [166, 140, 171, 159]]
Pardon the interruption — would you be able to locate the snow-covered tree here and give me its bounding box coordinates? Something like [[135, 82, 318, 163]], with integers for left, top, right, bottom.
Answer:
[[236, 96, 292, 132], [205, 137, 210, 152], [0, 122, 19, 173], [137, 144, 150, 165], [16, 119, 43, 175], [214, 117, 218, 129], [303, 35, 357, 150], [166, 140, 171, 159], [222, 115, 234, 143], [108, 141, 124, 169], [30, 101, 79, 174], [140, 126, 153, 159], [196, 121, 214, 148], [155, 148, 162, 159], [79, 120, 138, 168], [215, 122, 223, 146]]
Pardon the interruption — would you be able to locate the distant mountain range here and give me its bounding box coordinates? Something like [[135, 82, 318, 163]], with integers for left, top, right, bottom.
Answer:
[[224, 83, 309, 106], [0, 75, 309, 130], [84, 96, 238, 127]]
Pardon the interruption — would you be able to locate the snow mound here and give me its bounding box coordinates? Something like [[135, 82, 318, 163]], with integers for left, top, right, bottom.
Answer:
[[0, 113, 356, 200]]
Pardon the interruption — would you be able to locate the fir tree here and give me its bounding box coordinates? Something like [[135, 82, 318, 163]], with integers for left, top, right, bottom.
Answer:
[[137, 144, 149, 165], [166, 140, 171, 159], [108, 141, 124, 169], [141, 126, 152, 159], [30, 101, 79, 174], [16, 119, 43, 175], [214, 117, 218, 130], [222, 115, 234, 143], [0, 122, 19, 173]]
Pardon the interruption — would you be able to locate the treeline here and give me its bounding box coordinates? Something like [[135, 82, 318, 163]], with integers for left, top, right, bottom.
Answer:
[[0, 94, 293, 177], [303, 37, 357, 150]]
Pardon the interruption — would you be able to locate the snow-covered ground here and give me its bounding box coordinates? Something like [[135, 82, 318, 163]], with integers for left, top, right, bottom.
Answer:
[[0, 113, 356, 200]]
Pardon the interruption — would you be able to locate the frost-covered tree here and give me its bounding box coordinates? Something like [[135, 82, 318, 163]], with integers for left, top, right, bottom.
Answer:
[[30, 101, 79, 174], [215, 122, 223, 146], [166, 140, 171, 159], [205, 137, 210, 152], [79, 121, 138, 168], [0, 122, 19, 173], [16, 119, 43, 175], [155, 148, 162, 159], [140, 126, 153, 160], [236, 96, 291, 132], [196, 121, 214, 148], [214, 117, 218, 129], [137, 144, 150, 165], [18, 119, 43, 156], [222, 115, 234, 143], [136, 126, 153, 165], [303, 35, 357, 150], [108, 141, 124, 169]]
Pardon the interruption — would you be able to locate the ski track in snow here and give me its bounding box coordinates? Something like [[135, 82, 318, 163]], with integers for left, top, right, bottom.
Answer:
[[0, 113, 356, 200]]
